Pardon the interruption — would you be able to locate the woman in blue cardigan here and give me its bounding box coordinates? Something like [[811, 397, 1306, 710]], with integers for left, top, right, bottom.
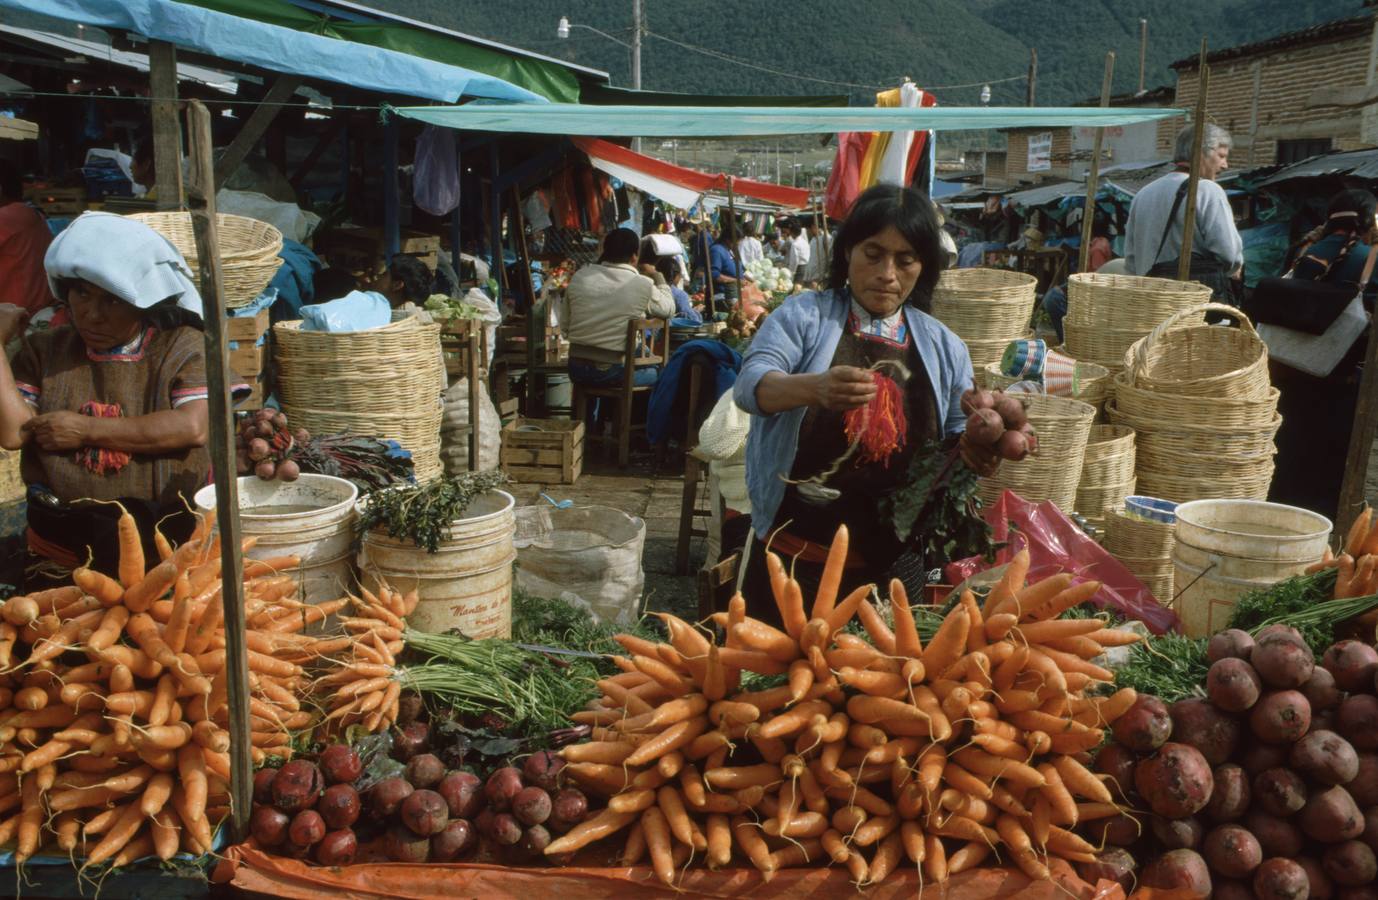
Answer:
[[732, 184, 998, 621]]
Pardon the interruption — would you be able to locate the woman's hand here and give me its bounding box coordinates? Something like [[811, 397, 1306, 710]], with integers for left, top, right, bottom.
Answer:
[[959, 431, 1001, 477], [22, 411, 88, 451], [814, 366, 877, 411], [0, 304, 29, 345]]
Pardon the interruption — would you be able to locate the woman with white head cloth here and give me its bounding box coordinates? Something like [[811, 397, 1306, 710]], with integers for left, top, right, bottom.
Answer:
[[0, 212, 229, 583]]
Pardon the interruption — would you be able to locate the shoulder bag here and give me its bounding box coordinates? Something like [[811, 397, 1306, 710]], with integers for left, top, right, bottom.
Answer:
[[1255, 243, 1376, 379], [1246, 236, 1365, 335]]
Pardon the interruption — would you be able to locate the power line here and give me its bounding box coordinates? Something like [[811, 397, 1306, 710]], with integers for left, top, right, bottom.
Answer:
[[644, 31, 891, 90]]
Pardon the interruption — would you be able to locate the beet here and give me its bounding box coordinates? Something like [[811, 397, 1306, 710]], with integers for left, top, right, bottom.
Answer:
[[250, 806, 290, 847], [392, 722, 430, 762], [523, 750, 565, 792], [1093, 743, 1137, 801], [547, 788, 589, 833], [369, 776, 414, 818], [1142, 848, 1212, 896], [1077, 847, 1136, 891], [1323, 640, 1378, 692], [1151, 815, 1204, 850], [1086, 812, 1143, 848], [1250, 690, 1312, 744], [272, 760, 324, 814], [438, 771, 485, 820], [400, 789, 450, 837], [405, 753, 446, 789], [1299, 856, 1335, 900], [1350, 753, 1378, 807], [1255, 768, 1308, 817], [396, 693, 424, 728], [519, 824, 552, 857], [1291, 729, 1361, 786], [1207, 628, 1255, 663], [1203, 824, 1263, 879], [277, 459, 301, 482], [1206, 658, 1262, 712], [1304, 666, 1343, 712], [1338, 694, 1378, 751], [315, 829, 358, 866], [1253, 638, 1315, 689], [1257, 625, 1306, 647], [385, 823, 431, 863], [1255, 858, 1311, 900], [1169, 698, 1240, 765], [1324, 840, 1378, 887], [431, 819, 479, 862], [1134, 742, 1214, 818], [319, 745, 362, 786], [1245, 810, 1305, 858], [1205, 764, 1250, 822], [289, 809, 326, 848], [318, 784, 361, 831], [1112, 694, 1173, 753], [1241, 742, 1290, 777], [1363, 808, 1378, 857], [966, 408, 1004, 446], [1214, 881, 1255, 900], [253, 768, 279, 805], [512, 786, 552, 827], [1300, 786, 1365, 843], [490, 812, 523, 845], [485, 767, 524, 813], [474, 808, 498, 840]]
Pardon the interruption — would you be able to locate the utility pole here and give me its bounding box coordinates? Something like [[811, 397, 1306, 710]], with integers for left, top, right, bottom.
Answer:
[[1138, 19, 1149, 94], [1027, 48, 1038, 106], [631, 0, 643, 152]]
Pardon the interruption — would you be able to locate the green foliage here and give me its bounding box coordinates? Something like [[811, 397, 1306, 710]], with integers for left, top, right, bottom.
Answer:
[[359, 471, 508, 553], [1115, 633, 1209, 702], [884, 443, 997, 570]]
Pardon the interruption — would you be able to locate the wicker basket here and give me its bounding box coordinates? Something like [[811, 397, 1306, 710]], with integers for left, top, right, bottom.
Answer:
[[1104, 507, 1176, 559], [1065, 273, 1213, 332], [1136, 463, 1276, 505], [275, 316, 446, 482], [966, 334, 1033, 374], [128, 211, 283, 309], [932, 268, 1038, 341], [0, 448, 21, 504], [1075, 426, 1136, 528], [978, 394, 1097, 513], [983, 359, 1112, 407], [1124, 303, 1270, 400], [1113, 376, 1279, 429]]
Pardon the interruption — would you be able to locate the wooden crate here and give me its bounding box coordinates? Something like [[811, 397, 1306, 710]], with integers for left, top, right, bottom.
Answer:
[[226, 308, 270, 342], [235, 375, 268, 411], [497, 318, 566, 366], [23, 186, 84, 217], [229, 342, 265, 379], [0, 117, 38, 142], [500, 419, 583, 484]]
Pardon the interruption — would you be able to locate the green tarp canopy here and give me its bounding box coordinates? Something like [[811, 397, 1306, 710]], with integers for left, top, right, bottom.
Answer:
[[181, 0, 586, 102], [580, 83, 849, 107], [393, 102, 1186, 137]]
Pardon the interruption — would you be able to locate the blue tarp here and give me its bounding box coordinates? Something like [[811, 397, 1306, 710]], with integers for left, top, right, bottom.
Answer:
[[0, 0, 545, 104]]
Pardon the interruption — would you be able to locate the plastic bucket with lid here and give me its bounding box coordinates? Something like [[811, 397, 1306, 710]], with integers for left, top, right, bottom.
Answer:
[[1170, 499, 1332, 637], [194, 474, 358, 624], [357, 490, 515, 639]]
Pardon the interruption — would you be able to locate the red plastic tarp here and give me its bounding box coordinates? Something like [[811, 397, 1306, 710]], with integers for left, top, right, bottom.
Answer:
[[216, 844, 1127, 900], [572, 137, 810, 209]]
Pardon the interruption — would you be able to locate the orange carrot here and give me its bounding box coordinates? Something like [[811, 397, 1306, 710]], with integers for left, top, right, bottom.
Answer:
[[890, 578, 922, 658], [919, 605, 970, 676], [810, 524, 849, 622]]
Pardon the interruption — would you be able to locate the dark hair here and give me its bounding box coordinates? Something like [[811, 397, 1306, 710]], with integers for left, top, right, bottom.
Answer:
[[600, 227, 640, 264], [388, 255, 434, 303], [829, 184, 946, 312], [741, 219, 757, 238], [1324, 189, 1378, 236], [638, 236, 658, 263], [654, 255, 680, 283], [776, 217, 795, 236], [0, 159, 21, 202], [313, 266, 359, 303], [717, 216, 738, 245]]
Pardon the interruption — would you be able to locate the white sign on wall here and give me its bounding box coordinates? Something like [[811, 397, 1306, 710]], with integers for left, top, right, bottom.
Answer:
[[1027, 132, 1052, 172]]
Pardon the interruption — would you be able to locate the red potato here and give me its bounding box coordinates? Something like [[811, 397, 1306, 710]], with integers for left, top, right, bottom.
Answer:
[[1250, 690, 1312, 744], [289, 809, 326, 848], [1203, 824, 1263, 878], [405, 754, 446, 789], [1338, 695, 1378, 751], [430, 819, 478, 862], [966, 408, 1004, 446], [272, 760, 324, 814], [1304, 666, 1343, 713], [1142, 849, 1212, 898], [317, 784, 361, 831], [1254, 858, 1313, 900], [1350, 753, 1378, 807], [1323, 640, 1378, 692], [438, 771, 485, 820], [1207, 628, 1255, 663], [1254, 767, 1308, 817], [1207, 658, 1262, 712], [1324, 840, 1378, 886], [315, 829, 357, 866], [318, 745, 363, 786], [1245, 811, 1306, 858], [1151, 816, 1204, 850], [1298, 856, 1335, 900], [1291, 730, 1361, 786], [250, 806, 290, 847], [1094, 743, 1138, 801], [1205, 764, 1251, 822], [485, 767, 524, 813], [1300, 785, 1366, 843], [369, 776, 414, 819], [400, 790, 450, 837], [1113, 694, 1173, 753], [1078, 848, 1136, 891], [1170, 698, 1241, 765], [1135, 742, 1214, 818], [1252, 638, 1316, 689], [385, 823, 430, 863]]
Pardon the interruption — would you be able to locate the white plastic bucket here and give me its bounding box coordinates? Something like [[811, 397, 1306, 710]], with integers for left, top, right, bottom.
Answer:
[[358, 490, 515, 639], [1171, 499, 1332, 637], [194, 474, 359, 617]]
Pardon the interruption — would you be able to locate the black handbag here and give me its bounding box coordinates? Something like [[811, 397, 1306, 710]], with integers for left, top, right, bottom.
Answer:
[[1246, 276, 1359, 336]]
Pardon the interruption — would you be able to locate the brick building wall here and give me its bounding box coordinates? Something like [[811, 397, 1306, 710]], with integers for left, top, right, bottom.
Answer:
[[1003, 127, 1075, 181], [1162, 17, 1376, 167]]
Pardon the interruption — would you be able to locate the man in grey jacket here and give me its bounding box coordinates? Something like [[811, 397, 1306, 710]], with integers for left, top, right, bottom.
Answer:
[[1124, 124, 1244, 301]]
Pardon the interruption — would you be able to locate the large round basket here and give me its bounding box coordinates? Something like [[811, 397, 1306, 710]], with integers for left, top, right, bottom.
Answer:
[[128, 211, 283, 308], [978, 394, 1097, 513], [275, 317, 446, 482], [983, 359, 1112, 408], [932, 268, 1038, 344], [1075, 426, 1136, 530], [1124, 303, 1270, 400], [1113, 375, 1280, 430], [1104, 506, 1176, 559], [1065, 273, 1213, 332], [967, 334, 1033, 375], [0, 448, 21, 504]]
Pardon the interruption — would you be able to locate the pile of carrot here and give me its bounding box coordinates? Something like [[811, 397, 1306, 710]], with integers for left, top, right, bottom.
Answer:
[[0, 508, 347, 870], [314, 584, 416, 734], [550, 525, 1142, 887], [1309, 506, 1378, 599]]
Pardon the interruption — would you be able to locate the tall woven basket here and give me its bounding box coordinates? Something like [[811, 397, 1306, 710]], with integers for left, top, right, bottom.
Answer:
[[931, 269, 1037, 373], [275, 316, 445, 482], [983, 359, 1112, 410], [128, 211, 283, 308], [1064, 273, 1211, 371], [978, 394, 1097, 513], [1124, 303, 1270, 400], [1104, 507, 1176, 603], [1075, 425, 1136, 530]]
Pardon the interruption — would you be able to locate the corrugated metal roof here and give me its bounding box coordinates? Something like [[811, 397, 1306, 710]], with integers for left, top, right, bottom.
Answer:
[[1256, 147, 1378, 187], [1172, 15, 1371, 69]]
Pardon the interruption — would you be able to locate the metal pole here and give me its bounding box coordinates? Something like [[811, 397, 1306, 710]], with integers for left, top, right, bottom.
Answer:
[[1079, 53, 1116, 275], [1178, 40, 1210, 282], [184, 99, 252, 840], [1138, 19, 1149, 94], [631, 0, 642, 153]]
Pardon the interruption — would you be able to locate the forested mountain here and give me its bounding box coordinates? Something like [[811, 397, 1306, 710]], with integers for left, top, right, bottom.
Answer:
[[364, 0, 1363, 105]]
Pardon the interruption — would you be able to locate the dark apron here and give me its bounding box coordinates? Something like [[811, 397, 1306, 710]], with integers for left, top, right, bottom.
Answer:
[[26, 484, 197, 584]]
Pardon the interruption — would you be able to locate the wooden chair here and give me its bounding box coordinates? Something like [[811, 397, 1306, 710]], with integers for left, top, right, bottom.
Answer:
[[676, 359, 714, 575], [696, 552, 740, 622], [438, 318, 488, 473], [571, 317, 669, 468]]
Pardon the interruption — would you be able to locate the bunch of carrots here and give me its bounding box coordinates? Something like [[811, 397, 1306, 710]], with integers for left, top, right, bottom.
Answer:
[[314, 584, 417, 734], [548, 525, 1141, 888], [0, 508, 348, 871], [1310, 505, 1378, 598]]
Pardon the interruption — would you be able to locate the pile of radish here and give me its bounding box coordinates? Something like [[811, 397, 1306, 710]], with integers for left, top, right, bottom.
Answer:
[[960, 388, 1038, 462], [1090, 626, 1378, 899], [235, 408, 307, 482]]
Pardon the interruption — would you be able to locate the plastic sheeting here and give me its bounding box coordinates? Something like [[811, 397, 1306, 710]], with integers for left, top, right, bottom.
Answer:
[[573, 138, 809, 209], [215, 843, 1127, 900], [0, 0, 545, 103]]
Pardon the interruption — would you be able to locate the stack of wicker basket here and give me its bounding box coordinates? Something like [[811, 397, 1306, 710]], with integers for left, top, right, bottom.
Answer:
[[275, 316, 446, 482], [931, 269, 1038, 374], [128, 211, 283, 308], [977, 394, 1098, 513], [1075, 425, 1137, 532], [1104, 507, 1176, 603], [1063, 273, 1212, 373], [1107, 303, 1277, 503], [982, 358, 1115, 414]]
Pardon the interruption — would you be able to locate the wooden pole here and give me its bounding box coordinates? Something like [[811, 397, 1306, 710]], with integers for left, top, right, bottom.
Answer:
[[1079, 53, 1116, 275], [1027, 49, 1038, 106], [184, 99, 252, 839], [213, 75, 303, 187], [726, 177, 745, 304], [1177, 40, 1210, 282], [1336, 323, 1378, 542], [148, 41, 182, 210], [383, 114, 400, 264], [1138, 19, 1148, 95]]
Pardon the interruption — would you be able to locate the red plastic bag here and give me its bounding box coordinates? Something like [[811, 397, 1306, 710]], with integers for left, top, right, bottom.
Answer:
[[944, 490, 1180, 634]]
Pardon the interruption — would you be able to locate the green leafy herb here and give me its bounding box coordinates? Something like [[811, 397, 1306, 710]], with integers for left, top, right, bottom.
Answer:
[[1113, 633, 1209, 702], [883, 442, 997, 568], [1226, 569, 1342, 652], [360, 470, 508, 553]]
